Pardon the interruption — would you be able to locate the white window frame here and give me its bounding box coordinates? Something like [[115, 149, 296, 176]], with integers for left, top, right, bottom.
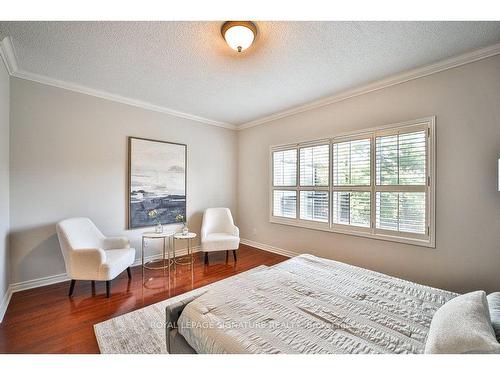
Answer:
[[269, 116, 436, 248]]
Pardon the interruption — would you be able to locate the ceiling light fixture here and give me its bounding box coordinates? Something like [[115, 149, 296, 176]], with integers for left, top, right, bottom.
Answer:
[[221, 21, 257, 53]]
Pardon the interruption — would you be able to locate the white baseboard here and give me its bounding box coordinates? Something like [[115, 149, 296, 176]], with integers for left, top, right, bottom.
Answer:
[[10, 273, 70, 293], [9, 245, 201, 293], [3, 242, 294, 321], [0, 285, 13, 323], [0, 248, 201, 322], [240, 238, 299, 258], [7, 241, 286, 296]]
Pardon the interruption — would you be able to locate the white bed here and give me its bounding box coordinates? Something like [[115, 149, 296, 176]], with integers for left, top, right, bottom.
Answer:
[[175, 254, 458, 354]]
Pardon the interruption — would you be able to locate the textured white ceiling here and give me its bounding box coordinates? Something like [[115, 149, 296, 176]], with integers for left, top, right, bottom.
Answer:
[[1, 21, 500, 126]]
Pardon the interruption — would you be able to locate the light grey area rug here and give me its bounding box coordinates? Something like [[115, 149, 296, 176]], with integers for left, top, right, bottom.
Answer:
[[94, 266, 267, 354]]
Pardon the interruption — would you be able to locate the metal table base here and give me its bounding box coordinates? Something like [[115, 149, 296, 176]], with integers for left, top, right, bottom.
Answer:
[[141, 233, 174, 275], [173, 233, 196, 265]]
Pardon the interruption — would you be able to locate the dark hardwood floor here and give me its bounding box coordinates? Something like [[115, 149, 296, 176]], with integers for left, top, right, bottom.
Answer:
[[0, 244, 287, 353]]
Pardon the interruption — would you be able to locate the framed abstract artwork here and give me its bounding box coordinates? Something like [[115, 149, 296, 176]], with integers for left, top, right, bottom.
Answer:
[[127, 137, 187, 229]]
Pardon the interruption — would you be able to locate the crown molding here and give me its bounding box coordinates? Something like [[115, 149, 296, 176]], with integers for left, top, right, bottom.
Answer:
[[3, 35, 500, 132], [0, 36, 236, 130], [13, 69, 237, 129], [237, 42, 500, 130], [0, 36, 18, 75]]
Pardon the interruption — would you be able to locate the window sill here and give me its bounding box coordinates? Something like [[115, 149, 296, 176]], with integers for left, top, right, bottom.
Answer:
[[269, 216, 435, 248]]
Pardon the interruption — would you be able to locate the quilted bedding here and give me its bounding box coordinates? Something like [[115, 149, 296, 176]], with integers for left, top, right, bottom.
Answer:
[[177, 254, 458, 354]]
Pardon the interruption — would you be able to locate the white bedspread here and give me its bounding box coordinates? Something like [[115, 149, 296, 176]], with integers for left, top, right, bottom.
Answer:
[[178, 254, 457, 354]]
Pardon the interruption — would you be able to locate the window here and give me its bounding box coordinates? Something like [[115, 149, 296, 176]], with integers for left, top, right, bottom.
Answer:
[[299, 144, 329, 223], [273, 190, 296, 218], [271, 142, 330, 225], [333, 138, 371, 186], [300, 145, 329, 186], [332, 138, 371, 229], [273, 149, 297, 186], [270, 117, 435, 247], [332, 191, 371, 227], [375, 129, 428, 236], [300, 191, 329, 222]]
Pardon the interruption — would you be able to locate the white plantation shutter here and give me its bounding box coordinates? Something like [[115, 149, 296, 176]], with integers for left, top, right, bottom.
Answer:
[[296, 144, 330, 223], [333, 191, 370, 227], [270, 118, 434, 247], [273, 149, 297, 186], [375, 192, 398, 230], [375, 128, 428, 236], [300, 145, 329, 186], [376, 192, 426, 233], [300, 191, 329, 222], [273, 190, 296, 218], [376, 131, 426, 185], [272, 148, 298, 219], [333, 139, 371, 186], [332, 138, 371, 228]]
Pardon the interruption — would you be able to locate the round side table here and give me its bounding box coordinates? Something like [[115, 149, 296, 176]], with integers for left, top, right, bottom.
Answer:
[[141, 231, 174, 273], [173, 232, 197, 265]]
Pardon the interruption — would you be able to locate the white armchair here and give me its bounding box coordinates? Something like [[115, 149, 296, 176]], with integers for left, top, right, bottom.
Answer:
[[56, 217, 136, 298], [201, 208, 240, 265]]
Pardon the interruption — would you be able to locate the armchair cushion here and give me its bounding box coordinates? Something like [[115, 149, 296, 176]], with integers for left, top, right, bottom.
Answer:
[[99, 248, 136, 281], [201, 233, 240, 252]]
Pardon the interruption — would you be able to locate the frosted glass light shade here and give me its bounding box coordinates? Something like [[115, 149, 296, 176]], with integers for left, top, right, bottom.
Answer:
[[221, 22, 257, 52]]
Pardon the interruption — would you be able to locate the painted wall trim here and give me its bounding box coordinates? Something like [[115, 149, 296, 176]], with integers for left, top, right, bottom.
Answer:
[[9, 246, 199, 293], [3, 36, 500, 132], [2, 240, 295, 319], [240, 238, 299, 258], [0, 246, 200, 320], [237, 42, 500, 130], [0, 286, 13, 323], [10, 273, 69, 293], [0, 36, 12, 324], [1, 241, 293, 320], [0, 36, 17, 75], [0, 37, 236, 130], [0, 241, 284, 322]]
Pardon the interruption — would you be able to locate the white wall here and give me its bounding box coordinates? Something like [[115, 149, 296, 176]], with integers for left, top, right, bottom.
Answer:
[[6, 54, 500, 294], [0, 55, 9, 303], [238, 55, 500, 294], [9, 78, 238, 284]]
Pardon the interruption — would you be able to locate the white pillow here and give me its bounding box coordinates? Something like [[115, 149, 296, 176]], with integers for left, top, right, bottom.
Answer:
[[487, 292, 500, 341], [425, 291, 500, 354]]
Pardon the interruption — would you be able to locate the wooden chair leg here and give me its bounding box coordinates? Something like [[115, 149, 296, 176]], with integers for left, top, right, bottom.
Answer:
[[126, 267, 132, 279], [91, 280, 96, 295], [225, 250, 229, 263], [106, 280, 111, 298], [68, 280, 76, 297], [233, 250, 237, 262], [204, 252, 209, 265]]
